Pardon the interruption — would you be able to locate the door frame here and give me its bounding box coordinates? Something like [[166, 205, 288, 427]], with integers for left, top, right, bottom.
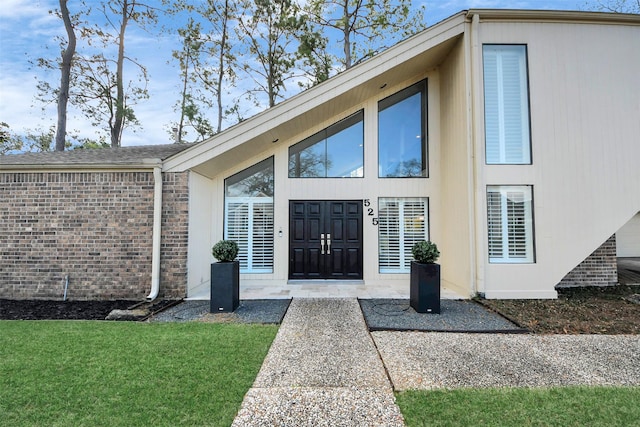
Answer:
[[288, 200, 363, 280]]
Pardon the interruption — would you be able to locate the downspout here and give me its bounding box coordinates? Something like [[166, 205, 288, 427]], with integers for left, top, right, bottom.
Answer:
[[469, 12, 486, 296], [147, 165, 163, 301]]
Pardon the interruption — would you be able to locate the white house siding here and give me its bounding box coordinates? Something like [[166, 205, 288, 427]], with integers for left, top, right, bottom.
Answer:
[[438, 37, 475, 297], [180, 11, 640, 300], [186, 171, 214, 298], [185, 72, 445, 297], [617, 213, 640, 257], [474, 18, 640, 298]]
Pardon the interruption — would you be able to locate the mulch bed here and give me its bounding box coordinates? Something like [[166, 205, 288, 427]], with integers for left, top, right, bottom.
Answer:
[[0, 299, 177, 321], [0, 299, 137, 320], [2, 285, 638, 333], [478, 285, 640, 334]]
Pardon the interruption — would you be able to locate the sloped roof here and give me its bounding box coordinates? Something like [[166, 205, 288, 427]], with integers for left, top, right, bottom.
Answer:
[[0, 143, 196, 169], [164, 11, 468, 178]]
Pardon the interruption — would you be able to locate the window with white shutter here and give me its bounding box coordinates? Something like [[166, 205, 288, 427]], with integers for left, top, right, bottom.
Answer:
[[378, 198, 429, 273], [487, 186, 534, 263], [483, 45, 531, 164], [224, 158, 274, 273]]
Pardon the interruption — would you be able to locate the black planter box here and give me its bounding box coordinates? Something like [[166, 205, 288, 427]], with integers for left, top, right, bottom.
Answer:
[[210, 261, 239, 313], [410, 261, 441, 314]]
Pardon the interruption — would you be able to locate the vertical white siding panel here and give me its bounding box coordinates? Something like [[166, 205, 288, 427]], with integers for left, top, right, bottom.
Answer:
[[439, 39, 474, 297], [480, 21, 640, 298]]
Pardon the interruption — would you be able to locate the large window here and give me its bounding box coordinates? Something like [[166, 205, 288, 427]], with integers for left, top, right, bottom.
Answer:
[[289, 111, 364, 178], [225, 157, 274, 273], [378, 80, 427, 177], [378, 198, 429, 273], [487, 186, 535, 263], [483, 45, 531, 164]]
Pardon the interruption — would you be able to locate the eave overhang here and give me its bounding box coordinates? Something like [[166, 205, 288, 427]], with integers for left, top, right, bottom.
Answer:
[[163, 12, 469, 179]]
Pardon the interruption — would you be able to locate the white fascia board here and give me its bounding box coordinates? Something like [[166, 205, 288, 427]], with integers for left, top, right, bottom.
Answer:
[[467, 8, 640, 25], [163, 12, 467, 174]]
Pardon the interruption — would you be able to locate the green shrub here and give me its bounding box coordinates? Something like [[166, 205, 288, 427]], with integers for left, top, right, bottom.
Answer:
[[211, 240, 239, 262], [412, 240, 440, 264]]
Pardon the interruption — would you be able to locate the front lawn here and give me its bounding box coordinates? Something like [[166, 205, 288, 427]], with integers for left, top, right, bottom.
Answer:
[[397, 386, 640, 426], [0, 321, 277, 427]]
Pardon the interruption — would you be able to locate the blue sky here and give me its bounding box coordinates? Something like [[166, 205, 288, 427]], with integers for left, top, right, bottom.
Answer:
[[0, 0, 591, 148]]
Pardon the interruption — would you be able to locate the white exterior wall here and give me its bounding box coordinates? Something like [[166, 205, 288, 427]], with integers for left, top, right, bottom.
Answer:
[[182, 11, 639, 300], [474, 20, 640, 298], [439, 37, 475, 297], [186, 171, 214, 298], [617, 213, 640, 257], [186, 71, 444, 296]]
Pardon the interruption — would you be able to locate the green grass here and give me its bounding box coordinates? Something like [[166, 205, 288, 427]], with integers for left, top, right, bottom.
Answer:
[[0, 321, 277, 427], [397, 387, 640, 427]]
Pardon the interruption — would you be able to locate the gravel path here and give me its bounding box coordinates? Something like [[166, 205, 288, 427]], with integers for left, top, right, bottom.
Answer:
[[373, 332, 640, 390], [232, 298, 404, 427]]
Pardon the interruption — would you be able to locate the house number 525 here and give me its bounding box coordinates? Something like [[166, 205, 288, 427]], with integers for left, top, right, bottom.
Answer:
[[363, 199, 379, 226]]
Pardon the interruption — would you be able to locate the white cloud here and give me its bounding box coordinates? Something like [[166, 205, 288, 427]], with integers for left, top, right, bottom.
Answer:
[[0, 0, 55, 19]]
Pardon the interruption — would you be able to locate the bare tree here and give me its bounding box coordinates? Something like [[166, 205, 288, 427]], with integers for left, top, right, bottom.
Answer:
[[54, 0, 77, 152], [236, 0, 306, 107], [304, 0, 426, 70], [586, 0, 640, 12]]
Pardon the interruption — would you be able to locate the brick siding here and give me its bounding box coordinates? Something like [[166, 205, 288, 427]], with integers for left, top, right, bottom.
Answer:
[[0, 171, 188, 300], [558, 234, 618, 287], [160, 172, 189, 298]]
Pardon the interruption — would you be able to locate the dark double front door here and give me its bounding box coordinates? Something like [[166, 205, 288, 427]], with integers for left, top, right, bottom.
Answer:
[[289, 200, 363, 280]]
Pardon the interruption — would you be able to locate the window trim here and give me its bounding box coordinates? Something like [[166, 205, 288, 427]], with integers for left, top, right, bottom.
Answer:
[[378, 79, 428, 178], [486, 185, 535, 264], [482, 44, 533, 165], [224, 157, 275, 273], [288, 110, 364, 178], [378, 197, 430, 273]]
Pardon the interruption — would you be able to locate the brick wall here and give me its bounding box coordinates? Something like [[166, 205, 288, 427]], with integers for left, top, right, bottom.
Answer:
[[558, 234, 618, 287], [0, 171, 189, 300], [160, 172, 189, 298]]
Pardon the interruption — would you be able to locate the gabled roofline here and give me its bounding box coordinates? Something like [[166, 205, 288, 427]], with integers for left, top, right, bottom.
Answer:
[[163, 11, 468, 174]]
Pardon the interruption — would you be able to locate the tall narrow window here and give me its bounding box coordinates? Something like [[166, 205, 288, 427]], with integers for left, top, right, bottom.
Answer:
[[225, 157, 274, 273], [378, 80, 427, 177], [483, 45, 531, 164], [378, 198, 429, 273], [289, 111, 364, 178], [487, 186, 535, 263]]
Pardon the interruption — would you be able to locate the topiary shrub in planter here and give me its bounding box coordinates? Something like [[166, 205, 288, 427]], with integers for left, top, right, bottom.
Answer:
[[210, 240, 240, 313], [410, 240, 441, 314], [211, 240, 239, 262]]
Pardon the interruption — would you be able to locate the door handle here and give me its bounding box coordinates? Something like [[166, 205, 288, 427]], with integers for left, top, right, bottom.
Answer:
[[320, 234, 325, 255], [326, 233, 331, 254]]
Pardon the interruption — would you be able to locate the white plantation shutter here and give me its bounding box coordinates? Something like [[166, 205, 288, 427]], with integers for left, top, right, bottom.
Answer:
[[250, 201, 274, 271], [487, 191, 504, 259], [506, 191, 528, 258], [225, 197, 274, 273], [379, 198, 428, 273], [487, 186, 534, 263], [483, 45, 531, 164], [224, 157, 274, 274], [379, 201, 401, 271], [226, 201, 250, 268]]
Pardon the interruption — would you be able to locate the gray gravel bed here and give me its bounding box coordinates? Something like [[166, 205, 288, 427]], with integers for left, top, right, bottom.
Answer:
[[360, 299, 524, 332], [373, 331, 640, 390], [149, 299, 290, 324]]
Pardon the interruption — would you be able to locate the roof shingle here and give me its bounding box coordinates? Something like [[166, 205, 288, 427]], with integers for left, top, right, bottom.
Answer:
[[0, 143, 196, 168]]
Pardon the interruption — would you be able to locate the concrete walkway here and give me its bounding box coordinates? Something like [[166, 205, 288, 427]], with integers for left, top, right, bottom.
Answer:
[[232, 298, 404, 426], [232, 298, 640, 426]]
